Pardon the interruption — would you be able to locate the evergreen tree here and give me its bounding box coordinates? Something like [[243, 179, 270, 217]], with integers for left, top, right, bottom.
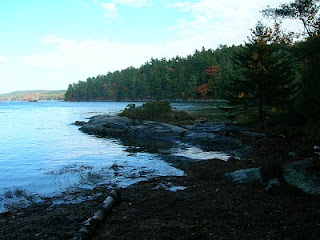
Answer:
[[263, 0, 320, 37], [65, 84, 75, 101], [295, 34, 320, 121], [226, 22, 295, 121]]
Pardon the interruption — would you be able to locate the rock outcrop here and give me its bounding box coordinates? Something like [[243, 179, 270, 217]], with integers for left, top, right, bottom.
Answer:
[[78, 115, 252, 159], [284, 158, 320, 195]]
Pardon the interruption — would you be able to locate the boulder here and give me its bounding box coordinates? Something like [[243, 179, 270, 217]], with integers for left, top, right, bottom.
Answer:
[[224, 168, 263, 184], [74, 121, 87, 126], [80, 115, 189, 140], [284, 158, 320, 195]]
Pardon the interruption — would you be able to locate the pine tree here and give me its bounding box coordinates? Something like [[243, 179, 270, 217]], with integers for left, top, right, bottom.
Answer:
[[226, 22, 295, 121]]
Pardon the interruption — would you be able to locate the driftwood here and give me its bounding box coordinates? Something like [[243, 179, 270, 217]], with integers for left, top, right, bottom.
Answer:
[[74, 189, 121, 240]]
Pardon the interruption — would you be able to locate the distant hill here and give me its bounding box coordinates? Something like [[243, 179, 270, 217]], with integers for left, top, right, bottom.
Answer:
[[0, 90, 66, 101]]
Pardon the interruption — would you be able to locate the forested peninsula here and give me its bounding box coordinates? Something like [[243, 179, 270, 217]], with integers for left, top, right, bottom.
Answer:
[[64, 0, 320, 141], [65, 45, 239, 101]]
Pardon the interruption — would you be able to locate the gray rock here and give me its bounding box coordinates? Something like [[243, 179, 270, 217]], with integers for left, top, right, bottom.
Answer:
[[79, 115, 253, 160], [232, 146, 254, 160], [80, 115, 189, 140], [284, 158, 320, 195], [224, 167, 263, 184]]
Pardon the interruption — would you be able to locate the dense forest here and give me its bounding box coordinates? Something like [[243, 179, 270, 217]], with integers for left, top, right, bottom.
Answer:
[[65, 0, 320, 137], [65, 45, 239, 101], [0, 90, 65, 101]]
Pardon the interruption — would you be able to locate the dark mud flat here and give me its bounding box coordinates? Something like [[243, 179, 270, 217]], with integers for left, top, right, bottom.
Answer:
[[1, 131, 320, 239], [0, 187, 113, 240], [95, 135, 320, 240]]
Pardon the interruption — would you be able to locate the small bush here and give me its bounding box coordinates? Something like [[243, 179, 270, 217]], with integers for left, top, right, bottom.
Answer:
[[119, 101, 194, 124]]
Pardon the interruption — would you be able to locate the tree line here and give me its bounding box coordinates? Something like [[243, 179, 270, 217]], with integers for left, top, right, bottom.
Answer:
[[65, 45, 240, 101], [0, 90, 65, 101]]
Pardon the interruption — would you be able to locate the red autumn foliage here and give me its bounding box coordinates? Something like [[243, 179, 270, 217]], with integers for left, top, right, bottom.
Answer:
[[196, 83, 210, 97]]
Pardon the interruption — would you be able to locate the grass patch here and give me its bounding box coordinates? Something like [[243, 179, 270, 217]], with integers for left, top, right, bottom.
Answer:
[[118, 101, 195, 124]]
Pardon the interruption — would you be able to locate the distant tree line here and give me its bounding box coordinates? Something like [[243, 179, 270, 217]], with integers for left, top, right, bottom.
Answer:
[[0, 90, 65, 101], [64, 45, 241, 101]]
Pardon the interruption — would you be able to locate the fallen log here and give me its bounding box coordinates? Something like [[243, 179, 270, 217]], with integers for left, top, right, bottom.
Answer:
[[74, 189, 121, 240]]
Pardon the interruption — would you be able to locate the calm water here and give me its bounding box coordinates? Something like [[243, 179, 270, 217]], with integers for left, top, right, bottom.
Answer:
[[0, 101, 226, 211]]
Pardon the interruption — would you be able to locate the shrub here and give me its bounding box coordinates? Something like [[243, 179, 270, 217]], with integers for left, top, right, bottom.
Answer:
[[119, 101, 194, 124]]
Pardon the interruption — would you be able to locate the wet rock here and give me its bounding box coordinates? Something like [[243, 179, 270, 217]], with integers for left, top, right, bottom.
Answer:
[[284, 158, 320, 195], [80, 115, 189, 140], [74, 121, 87, 126], [79, 115, 252, 160], [224, 168, 263, 184], [183, 132, 244, 153], [232, 146, 253, 160]]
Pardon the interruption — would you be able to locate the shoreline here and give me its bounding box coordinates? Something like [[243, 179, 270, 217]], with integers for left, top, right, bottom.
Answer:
[[1, 120, 320, 239]]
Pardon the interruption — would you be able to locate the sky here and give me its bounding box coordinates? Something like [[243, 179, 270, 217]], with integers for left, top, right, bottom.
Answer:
[[0, 0, 303, 94]]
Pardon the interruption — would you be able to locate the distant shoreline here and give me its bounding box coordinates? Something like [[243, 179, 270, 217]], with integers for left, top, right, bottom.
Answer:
[[0, 90, 66, 101]]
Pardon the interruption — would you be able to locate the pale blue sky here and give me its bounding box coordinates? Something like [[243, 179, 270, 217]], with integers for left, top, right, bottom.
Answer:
[[0, 0, 302, 94]]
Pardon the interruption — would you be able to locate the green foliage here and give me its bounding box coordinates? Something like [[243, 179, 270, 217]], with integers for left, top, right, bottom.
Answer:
[[119, 101, 194, 124], [225, 22, 295, 122], [289, 34, 320, 139], [64, 46, 241, 101], [294, 34, 320, 120]]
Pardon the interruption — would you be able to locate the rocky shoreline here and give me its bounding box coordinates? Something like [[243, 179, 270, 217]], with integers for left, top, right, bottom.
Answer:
[[78, 114, 253, 160], [78, 115, 320, 196], [1, 116, 320, 239]]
